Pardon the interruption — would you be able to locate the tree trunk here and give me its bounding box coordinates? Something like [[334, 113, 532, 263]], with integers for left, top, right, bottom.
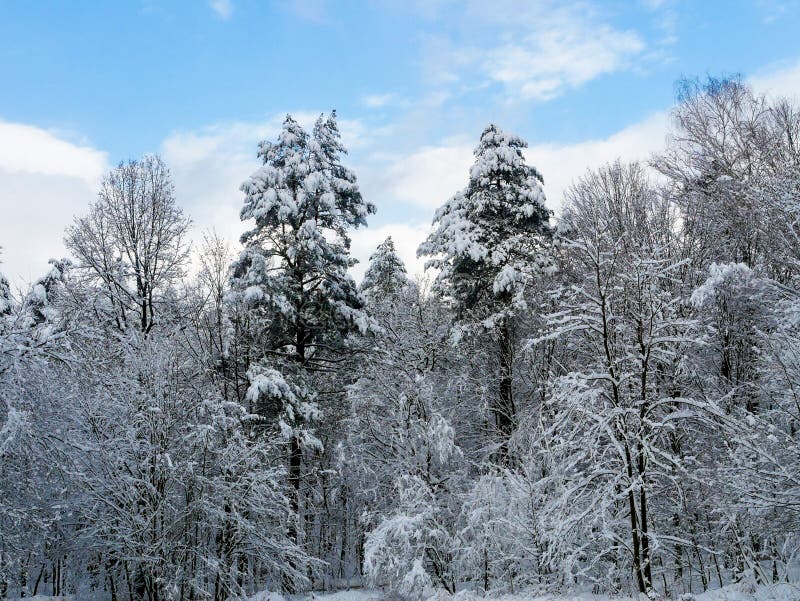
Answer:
[[32, 564, 44, 597], [640, 486, 653, 589], [494, 317, 515, 465], [625, 443, 647, 594], [285, 434, 303, 593], [285, 276, 311, 592]]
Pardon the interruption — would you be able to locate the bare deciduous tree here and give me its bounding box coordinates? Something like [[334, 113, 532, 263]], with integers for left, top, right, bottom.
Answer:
[[66, 154, 190, 334]]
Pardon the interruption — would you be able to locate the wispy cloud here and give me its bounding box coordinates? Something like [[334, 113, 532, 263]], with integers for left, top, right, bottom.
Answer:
[[485, 28, 644, 101], [209, 0, 233, 20], [362, 93, 397, 109], [279, 0, 328, 24], [755, 0, 796, 24], [420, 1, 648, 103]]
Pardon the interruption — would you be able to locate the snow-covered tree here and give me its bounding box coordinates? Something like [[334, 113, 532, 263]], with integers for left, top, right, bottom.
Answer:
[[70, 332, 307, 601], [0, 273, 10, 317], [654, 76, 800, 277], [341, 276, 463, 598], [419, 124, 552, 464], [457, 473, 540, 593], [529, 162, 700, 596], [231, 112, 375, 580], [7, 72, 800, 601], [65, 154, 191, 334], [0, 258, 90, 598], [360, 236, 409, 302]]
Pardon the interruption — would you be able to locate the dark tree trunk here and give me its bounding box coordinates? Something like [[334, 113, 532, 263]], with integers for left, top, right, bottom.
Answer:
[[32, 564, 44, 597], [625, 443, 648, 594], [640, 486, 653, 589], [284, 434, 303, 594], [494, 317, 516, 465]]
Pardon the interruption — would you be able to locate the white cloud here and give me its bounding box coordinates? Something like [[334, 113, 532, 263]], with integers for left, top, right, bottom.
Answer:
[[0, 172, 100, 288], [0, 122, 107, 287], [526, 112, 669, 212], [364, 143, 473, 210], [362, 93, 396, 109], [485, 24, 644, 101], [750, 60, 800, 101], [0, 121, 106, 184], [423, 1, 647, 102], [161, 119, 282, 259], [209, 0, 233, 20]]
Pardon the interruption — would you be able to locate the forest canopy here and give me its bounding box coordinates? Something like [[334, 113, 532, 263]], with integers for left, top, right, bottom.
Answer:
[[2, 77, 800, 601]]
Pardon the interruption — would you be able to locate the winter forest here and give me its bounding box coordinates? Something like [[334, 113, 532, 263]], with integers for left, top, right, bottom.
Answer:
[[3, 75, 800, 601]]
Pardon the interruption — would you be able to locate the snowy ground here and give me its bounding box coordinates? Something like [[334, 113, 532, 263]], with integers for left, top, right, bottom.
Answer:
[[244, 583, 800, 601], [10, 582, 800, 601]]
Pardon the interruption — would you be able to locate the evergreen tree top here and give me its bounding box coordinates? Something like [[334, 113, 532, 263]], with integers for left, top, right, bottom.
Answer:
[[232, 111, 376, 363], [418, 124, 552, 320], [469, 123, 542, 183], [241, 113, 375, 250], [0, 271, 11, 316], [361, 236, 409, 300]]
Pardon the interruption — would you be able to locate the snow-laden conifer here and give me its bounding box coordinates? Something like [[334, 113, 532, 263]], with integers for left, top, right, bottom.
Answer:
[[418, 124, 552, 464], [360, 236, 409, 302], [231, 112, 375, 584]]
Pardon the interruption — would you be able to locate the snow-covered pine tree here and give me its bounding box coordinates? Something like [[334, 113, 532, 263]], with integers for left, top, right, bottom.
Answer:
[[418, 124, 552, 464], [231, 112, 375, 578], [0, 272, 10, 317], [360, 236, 409, 302], [25, 258, 70, 326]]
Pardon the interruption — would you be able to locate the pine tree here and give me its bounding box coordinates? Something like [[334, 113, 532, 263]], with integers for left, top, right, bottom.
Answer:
[[25, 258, 71, 326], [0, 272, 10, 317], [418, 124, 552, 464], [360, 236, 409, 302], [231, 112, 375, 579]]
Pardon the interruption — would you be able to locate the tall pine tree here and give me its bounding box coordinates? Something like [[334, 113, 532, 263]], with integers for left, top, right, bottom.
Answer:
[[418, 124, 552, 464], [231, 112, 374, 583]]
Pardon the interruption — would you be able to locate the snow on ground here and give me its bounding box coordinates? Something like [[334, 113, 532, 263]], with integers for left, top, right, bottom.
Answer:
[[686, 582, 800, 600], [242, 583, 800, 601], [10, 583, 800, 601], [441, 584, 800, 601], [6, 597, 71, 601], [248, 590, 383, 601]]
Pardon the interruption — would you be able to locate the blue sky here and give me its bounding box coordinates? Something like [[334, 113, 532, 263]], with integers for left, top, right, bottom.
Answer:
[[2, 0, 800, 284]]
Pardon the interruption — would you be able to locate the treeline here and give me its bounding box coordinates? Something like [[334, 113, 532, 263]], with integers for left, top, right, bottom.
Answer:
[[2, 77, 800, 600]]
